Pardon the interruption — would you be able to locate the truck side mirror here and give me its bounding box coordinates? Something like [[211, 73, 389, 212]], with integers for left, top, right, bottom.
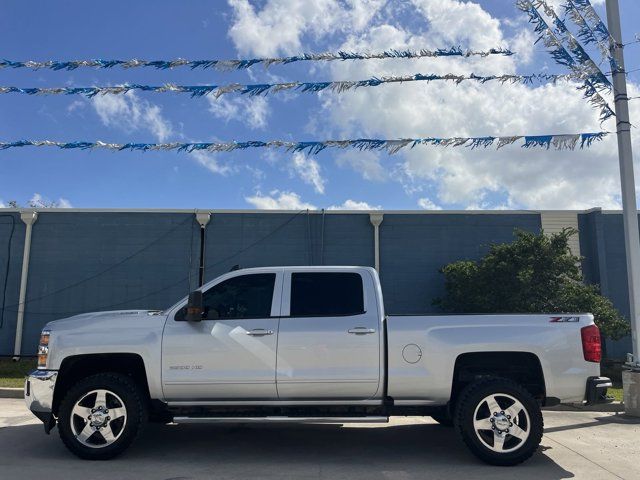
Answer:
[[185, 291, 204, 322]]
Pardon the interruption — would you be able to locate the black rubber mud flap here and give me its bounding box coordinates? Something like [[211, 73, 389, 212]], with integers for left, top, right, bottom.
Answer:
[[32, 411, 57, 434]]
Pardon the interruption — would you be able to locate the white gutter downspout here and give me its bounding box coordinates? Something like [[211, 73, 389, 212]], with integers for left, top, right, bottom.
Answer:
[[195, 211, 211, 287], [13, 211, 38, 359], [369, 213, 384, 273]]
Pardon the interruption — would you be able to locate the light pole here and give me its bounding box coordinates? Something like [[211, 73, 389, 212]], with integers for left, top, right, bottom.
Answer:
[[606, 0, 640, 413], [606, 0, 640, 366]]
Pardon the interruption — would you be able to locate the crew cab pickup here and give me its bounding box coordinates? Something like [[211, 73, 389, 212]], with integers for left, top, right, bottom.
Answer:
[[25, 266, 611, 465]]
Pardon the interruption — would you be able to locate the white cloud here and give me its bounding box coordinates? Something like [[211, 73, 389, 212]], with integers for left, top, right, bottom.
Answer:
[[329, 199, 381, 210], [56, 198, 74, 208], [316, 0, 638, 210], [245, 190, 316, 209], [66, 100, 86, 113], [29, 193, 73, 208], [410, 0, 504, 50], [508, 29, 537, 65], [207, 96, 270, 130], [336, 150, 387, 182], [227, 0, 386, 56], [417, 197, 442, 210], [91, 92, 172, 142], [190, 150, 233, 176], [291, 152, 325, 194], [226, 0, 636, 210], [90, 92, 239, 179]]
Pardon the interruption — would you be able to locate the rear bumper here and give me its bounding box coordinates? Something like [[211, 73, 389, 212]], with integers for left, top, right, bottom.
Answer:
[[24, 370, 57, 433], [585, 376, 613, 405]]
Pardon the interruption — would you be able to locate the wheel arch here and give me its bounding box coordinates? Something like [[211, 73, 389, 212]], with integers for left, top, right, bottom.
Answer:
[[53, 353, 150, 415], [451, 351, 547, 407]]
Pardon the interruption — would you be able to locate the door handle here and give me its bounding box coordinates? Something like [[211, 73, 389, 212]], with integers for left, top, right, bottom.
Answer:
[[246, 329, 274, 336], [348, 327, 376, 335]]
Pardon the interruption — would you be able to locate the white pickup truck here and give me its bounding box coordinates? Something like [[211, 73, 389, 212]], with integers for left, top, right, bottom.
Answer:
[[25, 266, 611, 465]]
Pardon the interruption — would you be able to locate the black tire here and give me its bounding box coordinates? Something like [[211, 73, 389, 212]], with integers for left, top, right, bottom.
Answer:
[[431, 410, 454, 427], [58, 373, 147, 460], [454, 378, 543, 466]]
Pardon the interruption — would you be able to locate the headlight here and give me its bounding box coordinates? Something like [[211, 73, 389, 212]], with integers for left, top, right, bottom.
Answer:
[[37, 329, 50, 369]]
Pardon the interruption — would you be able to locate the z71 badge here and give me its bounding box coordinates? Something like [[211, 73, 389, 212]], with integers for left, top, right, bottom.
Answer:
[[549, 316, 580, 323]]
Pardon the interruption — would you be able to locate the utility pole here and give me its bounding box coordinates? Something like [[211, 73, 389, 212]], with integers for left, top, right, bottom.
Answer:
[[606, 0, 640, 368], [606, 0, 640, 415]]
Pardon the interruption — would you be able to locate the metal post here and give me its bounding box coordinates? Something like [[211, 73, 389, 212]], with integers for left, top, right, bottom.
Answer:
[[606, 0, 640, 368], [13, 211, 38, 360], [195, 212, 211, 287]]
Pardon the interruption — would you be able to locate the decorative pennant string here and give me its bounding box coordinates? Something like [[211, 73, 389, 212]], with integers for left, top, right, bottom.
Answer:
[[0, 47, 514, 72], [535, 0, 610, 87], [0, 72, 601, 98], [562, 0, 615, 68], [0, 133, 609, 155], [517, 0, 614, 122]]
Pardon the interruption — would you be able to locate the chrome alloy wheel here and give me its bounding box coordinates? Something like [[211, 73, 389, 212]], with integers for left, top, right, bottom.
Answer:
[[472, 393, 530, 453], [70, 389, 127, 448]]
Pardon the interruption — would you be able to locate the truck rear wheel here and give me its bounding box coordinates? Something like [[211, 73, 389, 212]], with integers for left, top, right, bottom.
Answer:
[[454, 378, 543, 466], [58, 373, 147, 460]]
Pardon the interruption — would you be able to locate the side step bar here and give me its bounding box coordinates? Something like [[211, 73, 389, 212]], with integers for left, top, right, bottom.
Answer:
[[173, 416, 389, 424]]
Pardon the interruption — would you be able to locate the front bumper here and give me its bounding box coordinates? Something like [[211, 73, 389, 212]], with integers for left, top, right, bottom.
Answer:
[[585, 376, 613, 405], [24, 370, 57, 432]]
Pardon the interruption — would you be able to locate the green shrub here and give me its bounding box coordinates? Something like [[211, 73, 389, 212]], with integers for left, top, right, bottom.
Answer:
[[435, 228, 630, 341]]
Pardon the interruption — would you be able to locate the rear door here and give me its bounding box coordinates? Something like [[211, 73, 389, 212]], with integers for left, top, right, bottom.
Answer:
[[162, 270, 282, 400], [276, 269, 381, 400]]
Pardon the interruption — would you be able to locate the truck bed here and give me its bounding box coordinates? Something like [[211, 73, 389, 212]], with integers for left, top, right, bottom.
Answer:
[[385, 314, 599, 404]]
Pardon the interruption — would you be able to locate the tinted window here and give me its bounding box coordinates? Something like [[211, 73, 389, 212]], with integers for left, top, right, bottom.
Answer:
[[290, 272, 364, 317], [200, 273, 276, 320]]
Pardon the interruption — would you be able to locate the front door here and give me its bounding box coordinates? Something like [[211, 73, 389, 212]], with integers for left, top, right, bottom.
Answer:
[[162, 270, 282, 401], [276, 269, 381, 400]]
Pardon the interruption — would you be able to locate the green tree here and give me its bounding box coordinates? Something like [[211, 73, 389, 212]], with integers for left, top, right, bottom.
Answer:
[[435, 228, 630, 341]]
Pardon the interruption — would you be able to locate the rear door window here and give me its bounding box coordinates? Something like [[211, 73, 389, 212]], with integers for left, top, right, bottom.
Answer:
[[290, 272, 364, 317]]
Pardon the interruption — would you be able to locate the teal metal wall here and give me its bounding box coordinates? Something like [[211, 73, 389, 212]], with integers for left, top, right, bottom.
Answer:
[[0, 209, 632, 359]]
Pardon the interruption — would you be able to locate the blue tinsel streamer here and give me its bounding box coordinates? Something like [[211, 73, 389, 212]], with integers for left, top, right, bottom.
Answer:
[[0, 72, 594, 99], [517, 0, 614, 122], [0, 47, 514, 71], [0, 133, 609, 155]]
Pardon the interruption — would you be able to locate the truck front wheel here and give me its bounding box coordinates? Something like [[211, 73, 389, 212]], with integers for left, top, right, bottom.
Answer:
[[58, 373, 147, 460], [454, 378, 543, 466]]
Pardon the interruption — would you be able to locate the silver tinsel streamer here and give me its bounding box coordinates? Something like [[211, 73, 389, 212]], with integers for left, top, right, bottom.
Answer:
[[0, 47, 514, 71], [0, 133, 609, 155], [0, 72, 589, 98], [517, 0, 614, 122]]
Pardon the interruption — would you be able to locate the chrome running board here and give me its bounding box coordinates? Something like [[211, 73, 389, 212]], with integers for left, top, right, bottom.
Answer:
[[172, 416, 389, 424]]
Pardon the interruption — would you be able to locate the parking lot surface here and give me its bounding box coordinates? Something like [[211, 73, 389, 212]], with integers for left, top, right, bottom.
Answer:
[[1, 398, 638, 480]]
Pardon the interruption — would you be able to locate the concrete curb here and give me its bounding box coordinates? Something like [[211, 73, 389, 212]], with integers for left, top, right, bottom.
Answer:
[[0, 388, 23, 399], [543, 402, 625, 413]]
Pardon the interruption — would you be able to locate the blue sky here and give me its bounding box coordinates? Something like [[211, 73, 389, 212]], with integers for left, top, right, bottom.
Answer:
[[1, 0, 639, 210]]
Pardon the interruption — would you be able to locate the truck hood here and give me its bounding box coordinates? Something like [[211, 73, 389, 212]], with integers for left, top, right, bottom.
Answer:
[[43, 309, 168, 371], [46, 309, 165, 330]]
